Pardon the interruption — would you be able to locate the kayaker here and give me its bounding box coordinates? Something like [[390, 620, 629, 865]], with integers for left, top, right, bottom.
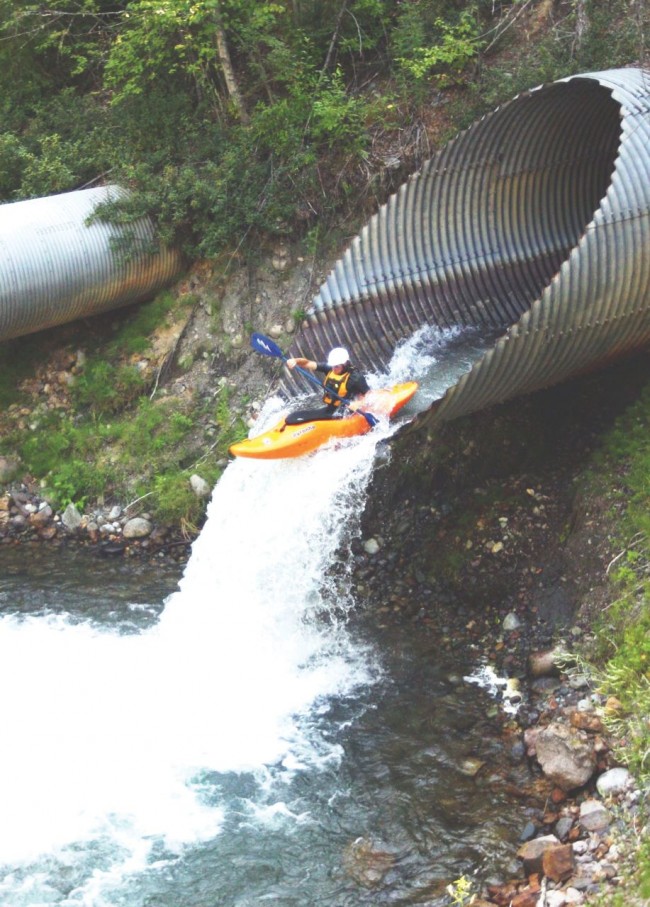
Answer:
[[284, 347, 370, 424]]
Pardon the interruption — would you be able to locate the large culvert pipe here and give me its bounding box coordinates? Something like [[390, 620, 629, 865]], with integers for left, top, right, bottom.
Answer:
[[285, 68, 650, 427], [0, 185, 182, 341]]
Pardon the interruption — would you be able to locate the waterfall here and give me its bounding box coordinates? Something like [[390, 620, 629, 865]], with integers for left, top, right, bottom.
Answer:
[[0, 326, 488, 906]]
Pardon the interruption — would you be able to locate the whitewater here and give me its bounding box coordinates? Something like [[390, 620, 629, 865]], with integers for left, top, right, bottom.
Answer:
[[0, 326, 494, 906]]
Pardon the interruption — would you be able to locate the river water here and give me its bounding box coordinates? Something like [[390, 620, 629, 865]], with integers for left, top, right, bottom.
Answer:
[[0, 327, 530, 906]]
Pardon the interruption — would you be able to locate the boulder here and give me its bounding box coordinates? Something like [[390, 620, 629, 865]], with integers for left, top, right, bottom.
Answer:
[[122, 517, 153, 539], [535, 722, 596, 790], [62, 503, 83, 532], [542, 843, 575, 881]]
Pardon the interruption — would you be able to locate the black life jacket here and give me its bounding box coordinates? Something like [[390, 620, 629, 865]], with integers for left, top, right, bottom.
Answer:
[[322, 368, 352, 406]]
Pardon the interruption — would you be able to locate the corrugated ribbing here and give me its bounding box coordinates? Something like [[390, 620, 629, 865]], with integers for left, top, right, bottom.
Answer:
[[282, 68, 650, 423], [0, 186, 182, 341]]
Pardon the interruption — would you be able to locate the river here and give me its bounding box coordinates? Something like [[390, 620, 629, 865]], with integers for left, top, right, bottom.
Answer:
[[0, 327, 530, 906]]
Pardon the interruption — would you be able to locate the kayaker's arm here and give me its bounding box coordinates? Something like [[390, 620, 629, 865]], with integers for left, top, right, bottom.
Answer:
[[287, 357, 317, 371]]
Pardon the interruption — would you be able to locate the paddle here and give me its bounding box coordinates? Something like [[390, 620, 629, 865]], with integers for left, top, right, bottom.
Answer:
[[250, 332, 378, 427]]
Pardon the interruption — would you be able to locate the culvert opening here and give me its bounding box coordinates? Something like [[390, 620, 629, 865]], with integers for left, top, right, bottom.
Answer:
[[285, 78, 623, 398]]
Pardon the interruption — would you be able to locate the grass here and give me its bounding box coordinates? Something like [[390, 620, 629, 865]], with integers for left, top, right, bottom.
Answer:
[[573, 376, 650, 902], [0, 290, 246, 527]]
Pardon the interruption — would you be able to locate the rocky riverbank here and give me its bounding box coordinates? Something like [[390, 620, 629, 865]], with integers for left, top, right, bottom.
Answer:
[[346, 353, 650, 904], [0, 479, 203, 562]]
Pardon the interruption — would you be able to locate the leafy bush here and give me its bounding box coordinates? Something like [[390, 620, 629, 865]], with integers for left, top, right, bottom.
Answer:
[[395, 11, 481, 89]]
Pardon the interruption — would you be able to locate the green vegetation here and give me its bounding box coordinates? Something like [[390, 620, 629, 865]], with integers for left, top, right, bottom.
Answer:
[[575, 379, 650, 902], [1, 0, 645, 259], [0, 293, 246, 523], [585, 384, 650, 783]]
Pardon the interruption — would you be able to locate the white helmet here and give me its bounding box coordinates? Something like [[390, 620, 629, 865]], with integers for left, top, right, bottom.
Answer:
[[327, 347, 349, 367]]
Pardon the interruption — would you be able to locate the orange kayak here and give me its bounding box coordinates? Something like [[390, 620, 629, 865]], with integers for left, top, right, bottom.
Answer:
[[229, 382, 418, 460]]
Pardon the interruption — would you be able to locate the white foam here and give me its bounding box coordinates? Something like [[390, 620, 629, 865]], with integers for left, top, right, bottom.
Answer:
[[0, 328, 486, 902]]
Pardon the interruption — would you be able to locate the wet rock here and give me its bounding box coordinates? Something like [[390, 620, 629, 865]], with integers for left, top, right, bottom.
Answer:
[[535, 723, 596, 790], [363, 537, 381, 555], [342, 837, 394, 887]]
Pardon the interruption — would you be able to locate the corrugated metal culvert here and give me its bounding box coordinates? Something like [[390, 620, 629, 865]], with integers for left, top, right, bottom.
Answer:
[[0, 185, 182, 342], [284, 67, 650, 428]]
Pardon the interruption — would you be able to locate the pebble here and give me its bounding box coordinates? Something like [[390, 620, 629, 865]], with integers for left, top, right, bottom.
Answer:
[[0, 485, 189, 563]]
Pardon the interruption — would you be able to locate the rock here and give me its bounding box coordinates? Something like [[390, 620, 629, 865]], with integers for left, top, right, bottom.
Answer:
[[569, 711, 603, 732], [517, 834, 560, 875], [596, 766, 631, 797], [555, 815, 574, 841], [578, 799, 611, 833], [542, 842, 575, 881], [363, 537, 381, 555], [458, 757, 485, 776], [535, 722, 596, 790], [37, 524, 57, 540], [511, 885, 541, 907], [545, 892, 568, 907], [567, 673, 590, 690], [519, 821, 538, 842], [528, 648, 562, 678], [603, 696, 623, 715], [122, 517, 153, 539], [62, 503, 83, 532], [190, 474, 211, 498], [342, 837, 394, 887], [503, 612, 522, 631], [29, 504, 53, 528]]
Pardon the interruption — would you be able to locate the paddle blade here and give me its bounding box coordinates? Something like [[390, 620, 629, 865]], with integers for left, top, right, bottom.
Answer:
[[250, 333, 285, 359], [360, 410, 378, 427]]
